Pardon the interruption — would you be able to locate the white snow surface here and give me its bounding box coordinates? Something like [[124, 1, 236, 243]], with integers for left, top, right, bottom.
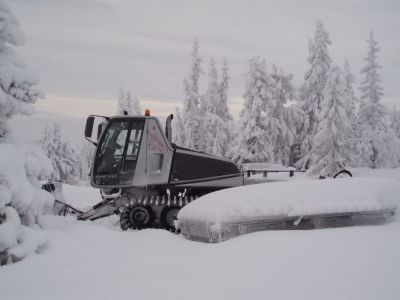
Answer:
[[178, 177, 400, 224], [1, 169, 400, 300]]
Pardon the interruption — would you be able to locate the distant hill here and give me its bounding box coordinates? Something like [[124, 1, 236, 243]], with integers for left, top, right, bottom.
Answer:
[[10, 111, 86, 146]]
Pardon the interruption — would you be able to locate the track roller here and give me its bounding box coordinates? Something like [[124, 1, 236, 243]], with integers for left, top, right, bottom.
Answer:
[[160, 206, 180, 232], [120, 205, 154, 230]]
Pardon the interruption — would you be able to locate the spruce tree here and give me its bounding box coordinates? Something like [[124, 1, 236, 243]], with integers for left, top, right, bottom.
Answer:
[[205, 57, 219, 113], [356, 31, 399, 168], [299, 20, 332, 168], [231, 57, 273, 164], [267, 65, 296, 166], [116, 88, 142, 116], [218, 58, 233, 121], [343, 60, 358, 121], [343, 60, 358, 164], [126, 91, 142, 115], [309, 66, 349, 176], [200, 57, 231, 156], [172, 107, 185, 146], [181, 37, 203, 150], [212, 58, 233, 157], [390, 107, 400, 139], [0, 1, 50, 264], [358, 31, 386, 131], [40, 123, 81, 184], [197, 58, 219, 153], [117, 88, 126, 115], [0, 2, 43, 138]]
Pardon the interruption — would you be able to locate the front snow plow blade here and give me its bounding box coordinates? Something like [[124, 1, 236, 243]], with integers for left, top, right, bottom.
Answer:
[[42, 181, 118, 220], [41, 182, 83, 216], [179, 208, 396, 243], [77, 199, 118, 221], [53, 200, 83, 216]]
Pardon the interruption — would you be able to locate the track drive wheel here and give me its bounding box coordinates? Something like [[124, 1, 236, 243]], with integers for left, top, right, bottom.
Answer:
[[160, 206, 180, 232], [120, 205, 154, 230]]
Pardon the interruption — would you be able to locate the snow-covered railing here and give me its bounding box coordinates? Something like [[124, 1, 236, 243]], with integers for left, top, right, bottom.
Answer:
[[241, 163, 305, 178]]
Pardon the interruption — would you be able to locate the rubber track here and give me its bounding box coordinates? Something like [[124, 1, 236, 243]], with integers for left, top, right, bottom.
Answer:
[[120, 194, 199, 230]]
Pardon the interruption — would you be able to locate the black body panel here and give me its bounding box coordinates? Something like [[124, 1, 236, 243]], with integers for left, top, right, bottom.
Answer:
[[169, 148, 240, 183]]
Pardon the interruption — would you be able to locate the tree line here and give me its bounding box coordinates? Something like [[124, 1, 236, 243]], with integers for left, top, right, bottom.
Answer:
[[41, 20, 400, 184], [174, 21, 400, 177]]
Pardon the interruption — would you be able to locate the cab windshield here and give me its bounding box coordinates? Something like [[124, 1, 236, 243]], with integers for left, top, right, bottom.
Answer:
[[93, 119, 144, 186]]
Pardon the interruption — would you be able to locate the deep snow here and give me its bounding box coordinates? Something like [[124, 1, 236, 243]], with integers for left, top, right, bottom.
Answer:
[[1, 168, 400, 300]]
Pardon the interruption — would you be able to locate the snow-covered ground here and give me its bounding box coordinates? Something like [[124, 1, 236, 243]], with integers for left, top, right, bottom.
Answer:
[[1, 169, 400, 300]]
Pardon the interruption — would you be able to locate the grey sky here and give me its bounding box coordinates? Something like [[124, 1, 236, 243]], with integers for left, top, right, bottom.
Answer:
[[9, 0, 400, 118]]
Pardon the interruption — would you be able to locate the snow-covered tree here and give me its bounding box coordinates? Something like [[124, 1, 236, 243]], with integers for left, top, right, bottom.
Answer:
[[213, 58, 234, 157], [266, 65, 297, 166], [204, 58, 219, 113], [175, 40, 233, 157], [343, 60, 358, 121], [212, 116, 231, 157], [180, 37, 203, 150], [355, 31, 399, 168], [390, 107, 400, 139], [0, 142, 52, 265], [172, 107, 185, 146], [218, 58, 233, 122], [343, 60, 359, 164], [0, 3, 43, 139], [308, 66, 349, 176], [0, 1, 51, 265], [116, 88, 142, 116], [358, 31, 386, 131], [286, 104, 305, 168], [40, 123, 81, 185], [196, 58, 220, 153], [230, 57, 273, 164], [199, 57, 232, 156], [299, 20, 332, 168]]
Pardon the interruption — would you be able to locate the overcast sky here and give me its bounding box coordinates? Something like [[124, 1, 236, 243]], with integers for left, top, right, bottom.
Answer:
[[9, 0, 400, 118]]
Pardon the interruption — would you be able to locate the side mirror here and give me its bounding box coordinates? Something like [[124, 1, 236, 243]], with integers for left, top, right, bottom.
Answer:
[[85, 116, 95, 138], [84, 115, 110, 146]]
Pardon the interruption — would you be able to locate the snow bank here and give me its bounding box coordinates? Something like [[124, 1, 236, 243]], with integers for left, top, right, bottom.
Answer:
[[2, 173, 400, 299], [178, 177, 400, 225], [0, 143, 53, 264], [2, 213, 400, 300]]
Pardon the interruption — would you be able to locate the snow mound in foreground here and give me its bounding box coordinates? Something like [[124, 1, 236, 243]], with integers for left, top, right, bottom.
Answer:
[[178, 178, 400, 225]]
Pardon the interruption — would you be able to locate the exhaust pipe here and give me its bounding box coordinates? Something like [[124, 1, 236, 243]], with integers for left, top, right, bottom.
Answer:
[[165, 114, 173, 143]]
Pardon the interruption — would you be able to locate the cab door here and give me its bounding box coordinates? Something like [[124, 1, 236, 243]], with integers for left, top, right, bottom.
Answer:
[[144, 118, 173, 185]]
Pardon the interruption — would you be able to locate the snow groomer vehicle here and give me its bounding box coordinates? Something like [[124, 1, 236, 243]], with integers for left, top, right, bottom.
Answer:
[[81, 110, 243, 230]]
